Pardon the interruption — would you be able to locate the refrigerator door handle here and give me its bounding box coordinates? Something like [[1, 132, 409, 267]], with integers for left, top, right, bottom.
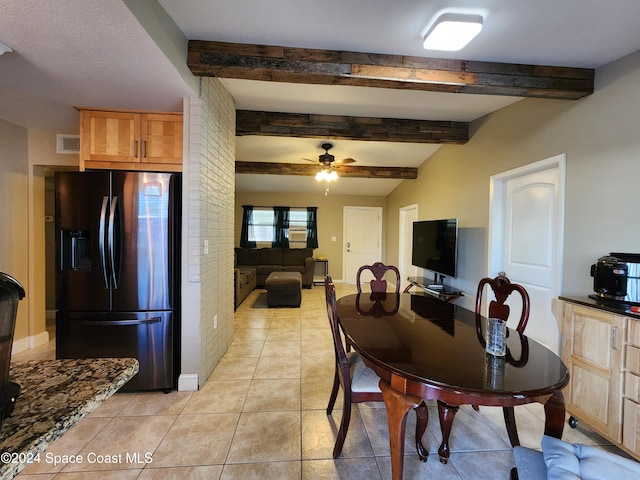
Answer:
[[99, 196, 109, 289], [70, 317, 162, 326], [108, 196, 120, 289]]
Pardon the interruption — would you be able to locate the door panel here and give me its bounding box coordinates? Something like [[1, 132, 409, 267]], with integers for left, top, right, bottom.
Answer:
[[344, 207, 382, 283], [505, 169, 556, 285], [492, 160, 564, 351], [111, 172, 174, 311], [399, 205, 418, 290], [56, 310, 173, 391], [56, 171, 111, 312]]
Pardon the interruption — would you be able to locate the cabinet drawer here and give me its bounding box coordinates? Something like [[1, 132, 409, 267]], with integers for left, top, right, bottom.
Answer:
[[626, 372, 640, 402], [629, 320, 640, 347], [623, 398, 640, 455], [627, 345, 640, 375]]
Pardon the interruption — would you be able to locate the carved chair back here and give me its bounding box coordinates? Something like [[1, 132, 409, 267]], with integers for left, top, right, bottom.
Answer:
[[356, 262, 401, 294], [475, 275, 530, 333]]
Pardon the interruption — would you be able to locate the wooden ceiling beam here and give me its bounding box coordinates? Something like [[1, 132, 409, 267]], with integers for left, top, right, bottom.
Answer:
[[188, 40, 594, 100], [235, 161, 418, 179], [236, 110, 468, 144]]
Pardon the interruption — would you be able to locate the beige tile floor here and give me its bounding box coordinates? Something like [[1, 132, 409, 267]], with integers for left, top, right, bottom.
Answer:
[[14, 284, 617, 479]]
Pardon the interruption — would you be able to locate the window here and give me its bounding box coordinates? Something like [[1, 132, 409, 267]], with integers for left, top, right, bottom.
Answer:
[[249, 208, 276, 243], [288, 209, 308, 246], [240, 205, 318, 249], [248, 207, 308, 245]]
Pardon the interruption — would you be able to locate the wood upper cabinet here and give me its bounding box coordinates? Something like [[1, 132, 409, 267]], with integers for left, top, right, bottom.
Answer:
[[140, 114, 183, 165], [79, 108, 182, 172], [558, 301, 625, 443]]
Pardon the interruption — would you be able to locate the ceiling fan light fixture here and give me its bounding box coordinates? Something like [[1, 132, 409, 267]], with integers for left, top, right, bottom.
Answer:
[[315, 168, 338, 183], [423, 13, 483, 51]]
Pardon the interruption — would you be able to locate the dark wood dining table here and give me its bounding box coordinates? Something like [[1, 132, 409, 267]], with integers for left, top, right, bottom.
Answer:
[[336, 292, 569, 480]]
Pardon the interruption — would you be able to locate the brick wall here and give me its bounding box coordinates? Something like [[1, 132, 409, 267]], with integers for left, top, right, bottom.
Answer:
[[183, 78, 236, 387]]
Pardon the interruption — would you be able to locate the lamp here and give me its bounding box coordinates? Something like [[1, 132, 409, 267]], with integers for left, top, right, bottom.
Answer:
[[423, 13, 483, 51]]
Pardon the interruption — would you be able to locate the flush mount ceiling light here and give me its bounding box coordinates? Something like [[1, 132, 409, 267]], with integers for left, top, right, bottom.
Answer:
[[423, 13, 483, 51], [0, 41, 13, 55]]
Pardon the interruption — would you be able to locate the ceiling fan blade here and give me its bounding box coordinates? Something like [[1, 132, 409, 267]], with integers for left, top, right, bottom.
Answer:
[[336, 157, 356, 165], [301, 158, 317, 163]]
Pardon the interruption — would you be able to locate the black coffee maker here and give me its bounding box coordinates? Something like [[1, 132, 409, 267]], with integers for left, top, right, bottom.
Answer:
[[0, 272, 25, 427], [590, 255, 628, 300]]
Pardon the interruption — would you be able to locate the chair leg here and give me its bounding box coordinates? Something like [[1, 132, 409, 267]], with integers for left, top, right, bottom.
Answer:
[[414, 402, 429, 462], [333, 391, 352, 458], [472, 404, 480, 411], [326, 365, 340, 415], [503, 406, 520, 446]]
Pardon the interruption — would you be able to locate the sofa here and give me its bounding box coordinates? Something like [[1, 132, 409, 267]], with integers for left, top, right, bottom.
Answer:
[[513, 435, 640, 480], [234, 247, 315, 289], [234, 262, 256, 309]]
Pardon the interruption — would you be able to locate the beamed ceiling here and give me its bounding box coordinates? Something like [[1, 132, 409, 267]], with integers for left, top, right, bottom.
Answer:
[[187, 40, 593, 184], [2, 1, 640, 196]]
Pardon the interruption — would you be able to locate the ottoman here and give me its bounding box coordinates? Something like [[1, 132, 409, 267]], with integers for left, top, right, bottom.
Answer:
[[265, 271, 302, 307]]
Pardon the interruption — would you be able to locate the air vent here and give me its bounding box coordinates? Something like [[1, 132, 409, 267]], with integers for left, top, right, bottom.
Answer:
[[56, 134, 80, 154]]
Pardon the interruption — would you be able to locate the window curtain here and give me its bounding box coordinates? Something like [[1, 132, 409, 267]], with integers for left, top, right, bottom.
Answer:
[[306, 207, 318, 249], [240, 205, 256, 248], [273, 206, 290, 248]]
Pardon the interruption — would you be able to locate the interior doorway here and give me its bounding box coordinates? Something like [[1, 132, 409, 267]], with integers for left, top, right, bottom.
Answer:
[[488, 154, 566, 353], [343, 206, 382, 284], [399, 204, 418, 291]]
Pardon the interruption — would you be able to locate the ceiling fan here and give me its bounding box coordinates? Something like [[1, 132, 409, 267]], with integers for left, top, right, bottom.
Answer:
[[313, 142, 356, 167], [304, 143, 356, 183]]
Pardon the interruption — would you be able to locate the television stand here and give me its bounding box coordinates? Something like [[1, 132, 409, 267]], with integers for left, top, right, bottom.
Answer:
[[404, 276, 463, 303]]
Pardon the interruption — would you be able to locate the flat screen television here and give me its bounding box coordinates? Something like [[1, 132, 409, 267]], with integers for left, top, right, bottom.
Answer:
[[411, 218, 458, 279]]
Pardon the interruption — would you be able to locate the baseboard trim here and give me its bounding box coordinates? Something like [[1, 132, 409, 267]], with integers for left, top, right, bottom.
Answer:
[[12, 331, 51, 354], [178, 373, 199, 391]]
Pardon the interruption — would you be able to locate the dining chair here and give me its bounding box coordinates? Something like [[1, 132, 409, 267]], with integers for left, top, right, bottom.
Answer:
[[325, 275, 429, 460], [325, 275, 383, 458], [413, 274, 531, 458], [356, 262, 401, 294], [475, 274, 530, 333], [475, 274, 531, 447], [355, 265, 429, 460]]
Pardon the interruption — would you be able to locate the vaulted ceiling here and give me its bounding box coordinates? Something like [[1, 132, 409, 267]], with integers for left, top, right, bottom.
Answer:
[[2, 1, 640, 195]]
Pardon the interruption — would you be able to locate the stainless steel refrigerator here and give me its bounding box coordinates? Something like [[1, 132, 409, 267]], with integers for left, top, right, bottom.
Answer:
[[55, 171, 180, 391]]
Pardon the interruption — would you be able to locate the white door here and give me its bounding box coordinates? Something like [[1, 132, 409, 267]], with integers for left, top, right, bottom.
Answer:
[[488, 154, 565, 353], [399, 204, 418, 291], [343, 206, 382, 284]]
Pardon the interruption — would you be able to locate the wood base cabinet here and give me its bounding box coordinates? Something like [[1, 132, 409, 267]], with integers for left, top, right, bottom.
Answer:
[[558, 301, 624, 442], [79, 108, 182, 172], [558, 299, 640, 460], [624, 320, 640, 456]]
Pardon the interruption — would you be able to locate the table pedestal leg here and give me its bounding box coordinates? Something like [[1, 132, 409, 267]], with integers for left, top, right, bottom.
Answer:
[[379, 379, 422, 480], [437, 400, 459, 464], [543, 390, 566, 439]]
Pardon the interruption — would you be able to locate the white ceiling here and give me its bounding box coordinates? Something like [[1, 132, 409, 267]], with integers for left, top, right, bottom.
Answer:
[[2, 1, 640, 196]]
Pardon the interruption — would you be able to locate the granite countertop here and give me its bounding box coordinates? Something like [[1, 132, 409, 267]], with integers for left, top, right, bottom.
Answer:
[[0, 358, 139, 479], [560, 295, 640, 320]]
